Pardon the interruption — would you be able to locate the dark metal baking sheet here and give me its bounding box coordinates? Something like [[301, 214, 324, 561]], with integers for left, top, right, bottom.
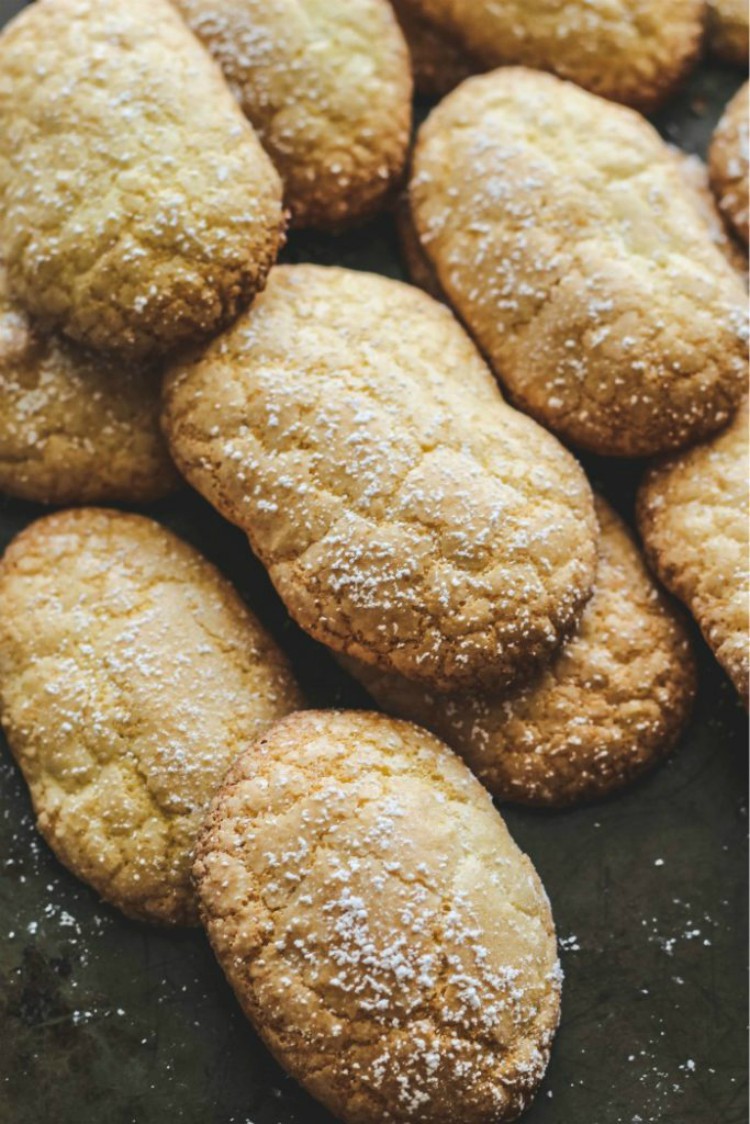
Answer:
[[0, 2, 747, 1120]]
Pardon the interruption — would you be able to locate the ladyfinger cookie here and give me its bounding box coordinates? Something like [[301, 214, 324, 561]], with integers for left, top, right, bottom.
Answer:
[[195, 710, 561, 1123], [0, 0, 284, 359], [409, 69, 748, 457], [0, 265, 178, 505], [163, 264, 598, 694], [0, 509, 303, 925], [173, 0, 412, 230], [401, 0, 705, 111], [638, 399, 749, 707]]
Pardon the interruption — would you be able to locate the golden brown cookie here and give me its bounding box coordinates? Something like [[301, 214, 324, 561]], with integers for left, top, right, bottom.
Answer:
[[172, 0, 412, 231], [709, 84, 749, 247], [0, 509, 303, 925], [342, 499, 697, 807], [163, 264, 598, 695], [390, 0, 474, 98], [0, 0, 284, 360], [195, 709, 561, 1124], [676, 152, 748, 275], [0, 265, 179, 505], [638, 399, 749, 707], [708, 0, 749, 65], [403, 0, 705, 111], [409, 69, 748, 458]]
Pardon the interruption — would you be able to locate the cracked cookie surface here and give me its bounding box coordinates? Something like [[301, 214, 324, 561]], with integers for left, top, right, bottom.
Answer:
[[409, 69, 748, 458], [342, 499, 697, 807], [0, 0, 284, 359], [163, 264, 597, 694], [0, 509, 303, 925], [173, 0, 412, 230], [638, 399, 749, 707], [0, 264, 178, 504], [709, 84, 749, 246], [195, 709, 561, 1123], [403, 0, 705, 111]]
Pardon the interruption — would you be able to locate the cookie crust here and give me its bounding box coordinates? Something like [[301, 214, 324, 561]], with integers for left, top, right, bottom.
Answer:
[[163, 264, 598, 695], [0, 509, 303, 925], [195, 709, 561, 1123]]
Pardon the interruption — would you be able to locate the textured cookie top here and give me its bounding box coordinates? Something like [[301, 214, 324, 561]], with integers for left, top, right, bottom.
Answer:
[[173, 0, 412, 230], [0, 509, 303, 925], [638, 400, 749, 707], [407, 0, 705, 111], [163, 264, 597, 694], [0, 265, 178, 505], [410, 68, 748, 457], [709, 83, 749, 246], [0, 0, 284, 358], [195, 710, 561, 1123], [343, 499, 696, 807]]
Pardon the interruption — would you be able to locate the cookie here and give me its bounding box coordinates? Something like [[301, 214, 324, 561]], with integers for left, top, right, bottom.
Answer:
[[172, 0, 412, 231], [409, 69, 748, 458], [0, 0, 284, 360], [195, 709, 561, 1123], [708, 0, 749, 66], [163, 264, 598, 694], [390, 0, 474, 98], [0, 509, 303, 925], [709, 84, 749, 247], [402, 0, 705, 111], [638, 399, 749, 707], [0, 265, 178, 505], [677, 152, 748, 275], [342, 499, 697, 807]]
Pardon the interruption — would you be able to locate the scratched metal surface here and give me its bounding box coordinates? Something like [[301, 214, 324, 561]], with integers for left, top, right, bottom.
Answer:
[[0, 2, 747, 1120]]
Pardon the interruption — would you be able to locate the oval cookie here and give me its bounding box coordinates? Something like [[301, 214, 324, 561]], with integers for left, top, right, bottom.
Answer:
[[401, 0, 705, 111], [0, 509, 303, 925], [0, 0, 284, 359], [173, 0, 412, 230], [195, 710, 561, 1123], [163, 264, 598, 694], [409, 69, 748, 457], [709, 84, 749, 247], [342, 499, 697, 807], [638, 399, 749, 707], [0, 265, 178, 505]]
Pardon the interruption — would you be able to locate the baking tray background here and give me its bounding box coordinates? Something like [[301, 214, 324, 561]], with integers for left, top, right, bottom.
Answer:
[[0, 2, 747, 1120]]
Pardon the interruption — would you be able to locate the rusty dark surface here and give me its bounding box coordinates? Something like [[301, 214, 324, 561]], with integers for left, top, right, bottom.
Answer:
[[0, 2, 747, 1120]]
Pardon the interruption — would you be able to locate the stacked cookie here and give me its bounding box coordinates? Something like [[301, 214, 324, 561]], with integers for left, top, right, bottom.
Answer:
[[0, 1, 747, 1121]]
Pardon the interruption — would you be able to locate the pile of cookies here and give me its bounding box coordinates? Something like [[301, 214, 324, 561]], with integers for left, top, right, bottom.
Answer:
[[0, 1, 747, 1121]]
